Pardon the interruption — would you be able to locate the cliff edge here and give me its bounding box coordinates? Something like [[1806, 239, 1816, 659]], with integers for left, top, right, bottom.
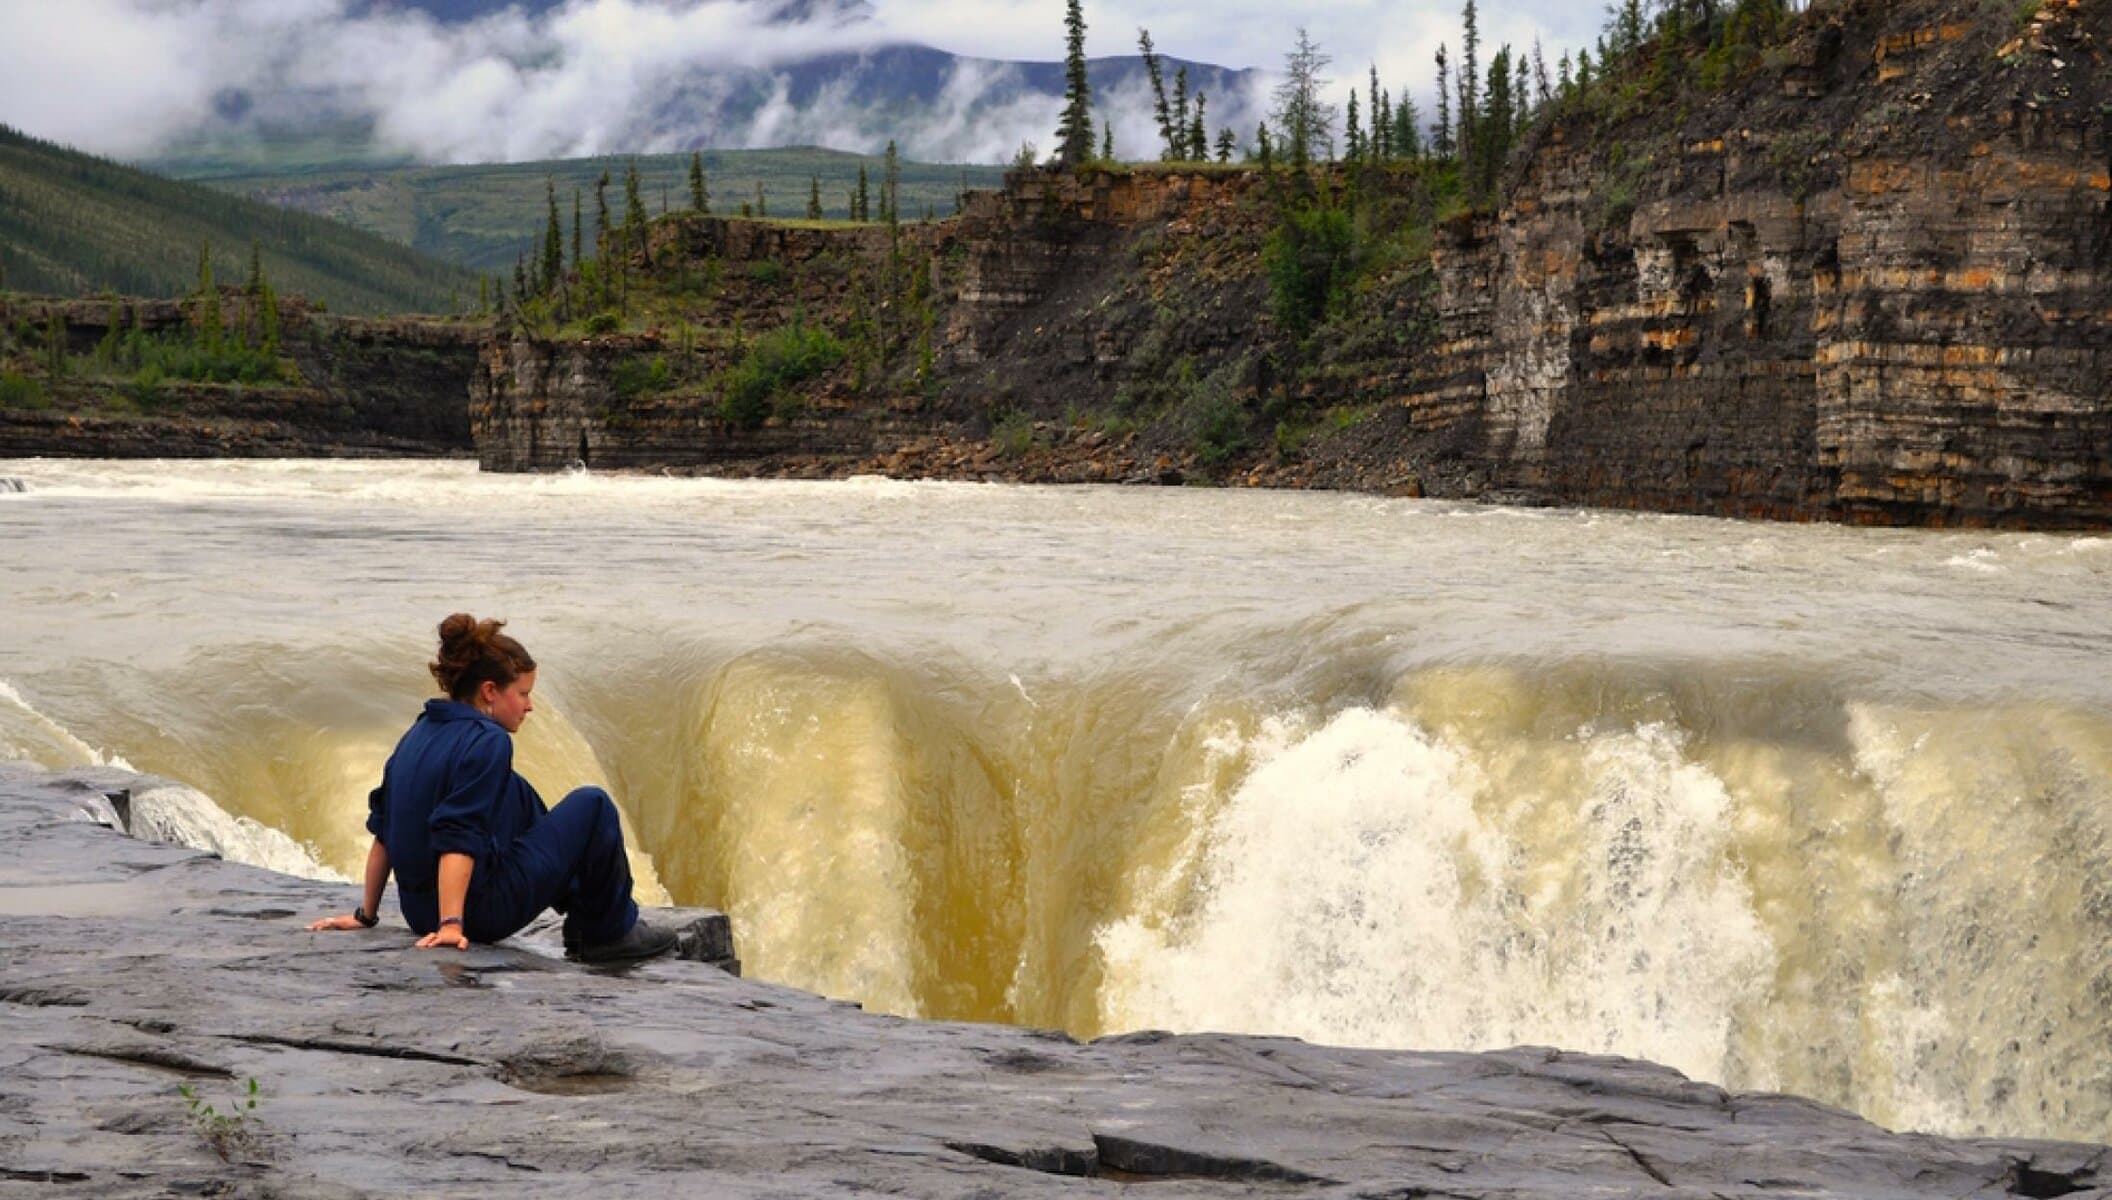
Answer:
[[2, 764, 2106, 1197]]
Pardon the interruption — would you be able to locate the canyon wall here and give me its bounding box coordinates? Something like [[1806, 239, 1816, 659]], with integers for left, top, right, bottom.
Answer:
[[1409, 0, 2111, 524], [0, 294, 482, 457], [467, 0, 2109, 527]]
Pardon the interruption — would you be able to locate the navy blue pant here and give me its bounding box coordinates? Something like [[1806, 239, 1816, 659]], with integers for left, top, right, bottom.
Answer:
[[463, 787, 640, 949]]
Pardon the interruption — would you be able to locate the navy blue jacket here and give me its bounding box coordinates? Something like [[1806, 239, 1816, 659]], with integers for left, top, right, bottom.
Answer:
[[366, 699, 546, 931]]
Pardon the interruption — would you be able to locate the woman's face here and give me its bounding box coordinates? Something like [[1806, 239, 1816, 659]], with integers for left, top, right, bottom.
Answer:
[[479, 670, 536, 733]]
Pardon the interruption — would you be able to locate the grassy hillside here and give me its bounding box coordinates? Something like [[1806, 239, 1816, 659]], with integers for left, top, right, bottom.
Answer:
[[0, 125, 481, 315], [198, 148, 1009, 274]]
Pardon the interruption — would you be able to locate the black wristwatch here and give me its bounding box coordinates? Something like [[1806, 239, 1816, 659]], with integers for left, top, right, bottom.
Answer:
[[353, 905, 379, 928]]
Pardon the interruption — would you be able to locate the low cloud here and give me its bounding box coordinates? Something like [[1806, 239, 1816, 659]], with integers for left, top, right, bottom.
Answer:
[[0, 0, 1586, 166]]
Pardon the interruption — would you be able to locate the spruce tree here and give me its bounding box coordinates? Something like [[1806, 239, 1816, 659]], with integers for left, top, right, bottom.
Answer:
[[1371, 67, 1388, 160], [258, 276, 280, 359], [755, 180, 766, 218], [1459, 0, 1480, 177], [1619, 0, 1645, 58], [1395, 91, 1422, 159], [572, 191, 583, 274], [97, 297, 124, 364], [1473, 45, 1513, 201], [1345, 89, 1362, 163], [623, 161, 650, 266], [1054, 0, 1094, 166], [855, 165, 870, 221], [689, 151, 709, 213], [594, 171, 612, 263], [1189, 94, 1207, 164], [195, 241, 221, 353], [882, 140, 901, 228], [1101, 120, 1114, 161], [807, 177, 823, 219], [1215, 126, 1236, 161], [244, 240, 264, 347], [1515, 54, 1532, 135], [1171, 67, 1190, 159], [1139, 29, 1173, 157], [44, 311, 67, 380], [542, 179, 563, 296], [1270, 27, 1335, 167], [1433, 44, 1454, 161]]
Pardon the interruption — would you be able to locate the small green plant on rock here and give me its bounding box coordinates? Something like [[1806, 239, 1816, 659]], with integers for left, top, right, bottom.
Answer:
[[993, 411, 1036, 457], [0, 370, 47, 410], [180, 1076, 262, 1162]]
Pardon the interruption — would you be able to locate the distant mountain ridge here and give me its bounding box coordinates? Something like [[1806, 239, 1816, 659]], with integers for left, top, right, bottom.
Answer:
[[136, 0, 1263, 178]]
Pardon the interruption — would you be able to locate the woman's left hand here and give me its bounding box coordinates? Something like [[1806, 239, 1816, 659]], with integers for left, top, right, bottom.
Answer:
[[308, 913, 368, 932]]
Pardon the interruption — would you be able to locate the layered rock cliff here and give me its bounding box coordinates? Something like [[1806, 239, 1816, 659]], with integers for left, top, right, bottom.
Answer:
[[468, 0, 2109, 527], [1412, 0, 2111, 525], [0, 294, 484, 458]]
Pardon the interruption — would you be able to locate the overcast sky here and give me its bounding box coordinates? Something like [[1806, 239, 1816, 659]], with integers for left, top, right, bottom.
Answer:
[[0, 0, 1610, 164]]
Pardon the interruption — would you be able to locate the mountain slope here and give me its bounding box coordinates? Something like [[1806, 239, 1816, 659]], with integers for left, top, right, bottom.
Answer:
[[0, 126, 481, 314]]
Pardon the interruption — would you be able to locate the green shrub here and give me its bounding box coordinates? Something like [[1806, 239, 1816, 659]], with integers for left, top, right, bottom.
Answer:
[[612, 355, 674, 400], [993, 412, 1036, 457], [582, 311, 622, 335], [0, 370, 47, 409], [1191, 391, 1249, 467], [113, 335, 286, 386], [129, 364, 167, 411], [719, 321, 845, 430], [1263, 201, 1359, 339]]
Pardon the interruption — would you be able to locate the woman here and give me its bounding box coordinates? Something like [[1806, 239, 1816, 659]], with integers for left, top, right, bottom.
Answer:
[[309, 614, 677, 963]]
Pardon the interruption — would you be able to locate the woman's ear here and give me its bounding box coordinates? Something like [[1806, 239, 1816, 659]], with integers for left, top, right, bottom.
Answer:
[[477, 678, 502, 708]]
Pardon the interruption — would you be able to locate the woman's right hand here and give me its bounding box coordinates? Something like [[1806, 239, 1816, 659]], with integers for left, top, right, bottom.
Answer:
[[307, 913, 368, 932], [417, 924, 469, 950]]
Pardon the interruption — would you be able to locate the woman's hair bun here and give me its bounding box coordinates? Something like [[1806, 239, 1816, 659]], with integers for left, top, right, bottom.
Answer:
[[429, 613, 536, 702], [437, 612, 479, 645]]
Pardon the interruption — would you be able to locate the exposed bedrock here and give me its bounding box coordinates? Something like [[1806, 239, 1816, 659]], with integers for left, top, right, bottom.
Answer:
[[1, 764, 2104, 1197]]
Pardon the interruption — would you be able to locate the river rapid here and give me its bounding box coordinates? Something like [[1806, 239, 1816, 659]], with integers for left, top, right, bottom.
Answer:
[[2, 458, 2108, 1141]]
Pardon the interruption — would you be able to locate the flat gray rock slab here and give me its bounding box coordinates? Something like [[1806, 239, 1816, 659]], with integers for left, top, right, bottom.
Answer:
[[0, 764, 2105, 1198]]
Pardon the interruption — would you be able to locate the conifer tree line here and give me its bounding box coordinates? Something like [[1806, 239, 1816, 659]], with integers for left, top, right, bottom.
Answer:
[[1045, 0, 1808, 191]]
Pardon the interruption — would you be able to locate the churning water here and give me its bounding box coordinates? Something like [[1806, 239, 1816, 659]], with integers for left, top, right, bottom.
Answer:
[[2, 458, 2108, 1141]]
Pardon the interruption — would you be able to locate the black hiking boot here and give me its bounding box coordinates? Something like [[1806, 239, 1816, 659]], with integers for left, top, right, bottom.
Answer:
[[574, 919, 679, 964]]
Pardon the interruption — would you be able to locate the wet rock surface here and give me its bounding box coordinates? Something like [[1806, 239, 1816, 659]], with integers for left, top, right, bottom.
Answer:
[[1, 763, 2105, 1198]]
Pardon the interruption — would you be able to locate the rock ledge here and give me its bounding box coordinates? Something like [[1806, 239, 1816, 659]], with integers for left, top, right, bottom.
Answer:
[[0, 765, 2103, 1198]]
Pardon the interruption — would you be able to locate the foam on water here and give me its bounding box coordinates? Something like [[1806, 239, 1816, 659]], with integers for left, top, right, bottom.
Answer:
[[129, 783, 346, 883], [1095, 707, 1772, 1086]]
